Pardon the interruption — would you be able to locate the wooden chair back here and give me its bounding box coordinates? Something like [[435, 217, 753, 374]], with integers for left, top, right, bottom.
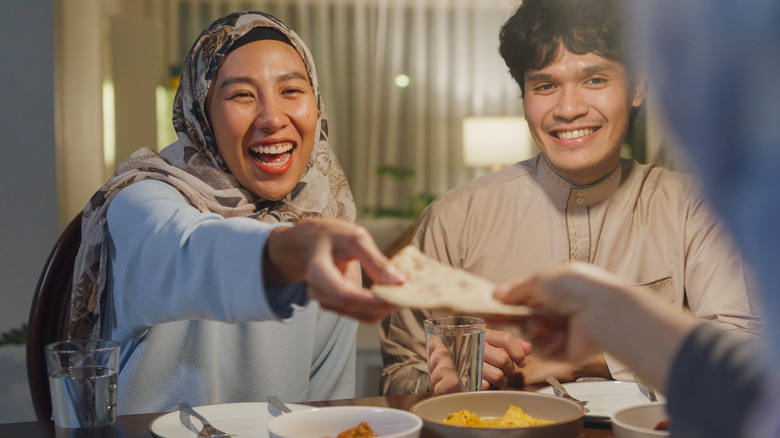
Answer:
[[25, 214, 82, 421]]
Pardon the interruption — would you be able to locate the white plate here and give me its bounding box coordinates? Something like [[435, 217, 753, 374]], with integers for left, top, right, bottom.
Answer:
[[537, 381, 665, 423], [149, 402, 312, 438]]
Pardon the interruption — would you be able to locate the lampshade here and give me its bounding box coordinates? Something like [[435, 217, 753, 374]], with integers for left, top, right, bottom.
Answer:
[[462, 117, 535, 168]]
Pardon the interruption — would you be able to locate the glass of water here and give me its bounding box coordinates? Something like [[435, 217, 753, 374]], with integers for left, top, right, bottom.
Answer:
[[44, 339, 119, 437], [424, 316, 486, 396]]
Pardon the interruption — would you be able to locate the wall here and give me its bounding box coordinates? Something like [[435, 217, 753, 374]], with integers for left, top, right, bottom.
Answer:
[[0, 0, 56, 424]]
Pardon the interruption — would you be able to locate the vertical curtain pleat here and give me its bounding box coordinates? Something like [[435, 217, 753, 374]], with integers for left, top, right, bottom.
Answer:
[[184, 0, 200, 60], [247, 1, 259, 14], [451, 0, 470, 186], [365, 0, 388, 210], [163, 0, 521, 216], [352, 0, 372, 211], [329, 0, 349, 162], [163, 1, 179, 74], [379, 3, 407, 207], [312, 2, 336, 154], [426, 0, 444, 192], [294, 0, 309, 38], [410, 2, 429, 199]]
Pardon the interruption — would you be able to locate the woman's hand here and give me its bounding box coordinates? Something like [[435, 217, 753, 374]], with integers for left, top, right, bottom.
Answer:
[[264, 218, 405, 323]]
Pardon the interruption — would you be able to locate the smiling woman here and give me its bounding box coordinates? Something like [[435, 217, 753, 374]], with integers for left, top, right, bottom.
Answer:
[[55, 1, 535, 225], [65, 11, 404, 416], [207, 34, 318, 201]]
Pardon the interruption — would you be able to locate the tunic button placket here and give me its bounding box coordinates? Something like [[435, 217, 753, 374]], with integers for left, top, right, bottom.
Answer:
[[567, 190, 591, 262]]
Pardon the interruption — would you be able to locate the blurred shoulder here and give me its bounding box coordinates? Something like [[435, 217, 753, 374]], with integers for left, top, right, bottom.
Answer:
[[625, 159, 702, 194], [622, 159, 709, 213]]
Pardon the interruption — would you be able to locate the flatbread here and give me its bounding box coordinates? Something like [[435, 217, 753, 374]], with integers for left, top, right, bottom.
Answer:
[[372, 245, 533, 316]]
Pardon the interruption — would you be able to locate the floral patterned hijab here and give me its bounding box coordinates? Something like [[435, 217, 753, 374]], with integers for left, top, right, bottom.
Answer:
[[69, 11, 356, 339]]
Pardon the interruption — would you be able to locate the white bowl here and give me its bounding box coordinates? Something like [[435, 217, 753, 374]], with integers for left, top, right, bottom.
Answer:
[[267, 405, 422, 438], [611, 403, 670, 438], [411, 391, 584, 438]]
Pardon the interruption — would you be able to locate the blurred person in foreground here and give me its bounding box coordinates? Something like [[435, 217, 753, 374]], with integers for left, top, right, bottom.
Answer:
[[69, 11, 403, 414], [494, 1, 780, 437], [380, 0, 761, 396]]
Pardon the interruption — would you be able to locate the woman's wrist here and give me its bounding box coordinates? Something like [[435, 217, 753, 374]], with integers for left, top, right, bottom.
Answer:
[[263, 225, 305, 286]]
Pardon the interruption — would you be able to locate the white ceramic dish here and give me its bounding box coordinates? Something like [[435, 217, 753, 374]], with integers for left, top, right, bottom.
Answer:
[[149, 401, 311, 438], [611, 402, 670, 438], [267, 405, 423, 438], [537, 381, 665, 422], [410, 390, 584, 438]]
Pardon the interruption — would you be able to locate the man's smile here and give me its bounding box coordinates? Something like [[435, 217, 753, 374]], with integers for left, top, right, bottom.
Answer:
[[553, 127, 598, 140]]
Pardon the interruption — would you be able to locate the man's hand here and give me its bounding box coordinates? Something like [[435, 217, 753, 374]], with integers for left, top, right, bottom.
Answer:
[[426, 335, 464, 395], [513, 354, 611, 385], [481, 329, 531, 390], [264, 218, 405, 323]]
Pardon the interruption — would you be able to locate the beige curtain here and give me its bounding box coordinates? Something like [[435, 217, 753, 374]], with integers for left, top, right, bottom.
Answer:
[[164, 0, 524, 216]]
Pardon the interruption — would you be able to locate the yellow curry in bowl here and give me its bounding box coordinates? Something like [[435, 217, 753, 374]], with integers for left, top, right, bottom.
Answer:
[[443, 405, 554, 428]]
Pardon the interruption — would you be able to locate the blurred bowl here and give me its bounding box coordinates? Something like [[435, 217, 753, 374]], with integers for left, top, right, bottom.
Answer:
[[611, 403, 670, 438], [411, 391, 584, 438], [267, 405, 422, 438]]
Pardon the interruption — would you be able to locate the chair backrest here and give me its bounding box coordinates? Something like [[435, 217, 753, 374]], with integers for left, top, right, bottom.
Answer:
[[26, 214, 82, 421]]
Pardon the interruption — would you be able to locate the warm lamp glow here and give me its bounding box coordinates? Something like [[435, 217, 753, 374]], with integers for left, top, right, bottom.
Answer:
[[462, 117, 535, 169], [102, 81, 116, 171]]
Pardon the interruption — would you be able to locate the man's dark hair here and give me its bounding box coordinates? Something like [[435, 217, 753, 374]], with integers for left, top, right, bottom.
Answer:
[[499, 0, 631, 96]]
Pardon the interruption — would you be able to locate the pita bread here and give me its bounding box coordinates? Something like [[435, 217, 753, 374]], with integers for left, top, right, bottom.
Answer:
[[372, 245, 533, 316]]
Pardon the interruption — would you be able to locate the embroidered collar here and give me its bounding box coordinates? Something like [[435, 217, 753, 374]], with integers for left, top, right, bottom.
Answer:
[[536, 155, 621, 207]]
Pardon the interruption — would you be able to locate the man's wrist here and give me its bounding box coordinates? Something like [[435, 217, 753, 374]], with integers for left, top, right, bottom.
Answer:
[[571, 354, 612, 380]]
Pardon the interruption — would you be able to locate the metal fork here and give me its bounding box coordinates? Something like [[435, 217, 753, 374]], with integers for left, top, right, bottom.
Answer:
[[268, 396, 293, 416], [546, 376, 590, 413], [635, 375, 658, 402], [178, 401, 233, 437]]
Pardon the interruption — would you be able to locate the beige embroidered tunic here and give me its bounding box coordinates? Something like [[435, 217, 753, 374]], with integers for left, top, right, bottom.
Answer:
[[379, 155, 761, 395]]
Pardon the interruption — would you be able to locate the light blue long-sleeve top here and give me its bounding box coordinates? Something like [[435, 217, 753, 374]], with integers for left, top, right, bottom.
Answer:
[[102, 179, 357, 415]]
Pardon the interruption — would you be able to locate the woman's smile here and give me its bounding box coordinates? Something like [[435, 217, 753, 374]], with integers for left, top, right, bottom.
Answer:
[[249, 141, 296, 174]]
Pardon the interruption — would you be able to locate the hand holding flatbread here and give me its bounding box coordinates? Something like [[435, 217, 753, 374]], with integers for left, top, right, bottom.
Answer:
[[371, 246, 533, 316]]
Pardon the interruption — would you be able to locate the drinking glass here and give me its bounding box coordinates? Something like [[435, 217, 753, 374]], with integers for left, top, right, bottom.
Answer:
[[424, 316, 485, 395], [45, 339, 119, 438]]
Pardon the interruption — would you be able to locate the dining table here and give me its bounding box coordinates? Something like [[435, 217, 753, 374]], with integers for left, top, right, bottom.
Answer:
[[0, 391, 614, 437]]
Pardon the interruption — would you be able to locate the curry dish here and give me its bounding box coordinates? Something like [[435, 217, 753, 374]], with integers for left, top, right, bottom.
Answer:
[[443, 405, 554, 428], [331, 422, 376, 438]]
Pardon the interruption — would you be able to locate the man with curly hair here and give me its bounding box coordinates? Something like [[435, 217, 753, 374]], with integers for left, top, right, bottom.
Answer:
[[379, 0, 760, 395]]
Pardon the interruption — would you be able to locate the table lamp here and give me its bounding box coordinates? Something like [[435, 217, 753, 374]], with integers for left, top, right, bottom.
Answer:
[[462, 117, 535, 170]]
